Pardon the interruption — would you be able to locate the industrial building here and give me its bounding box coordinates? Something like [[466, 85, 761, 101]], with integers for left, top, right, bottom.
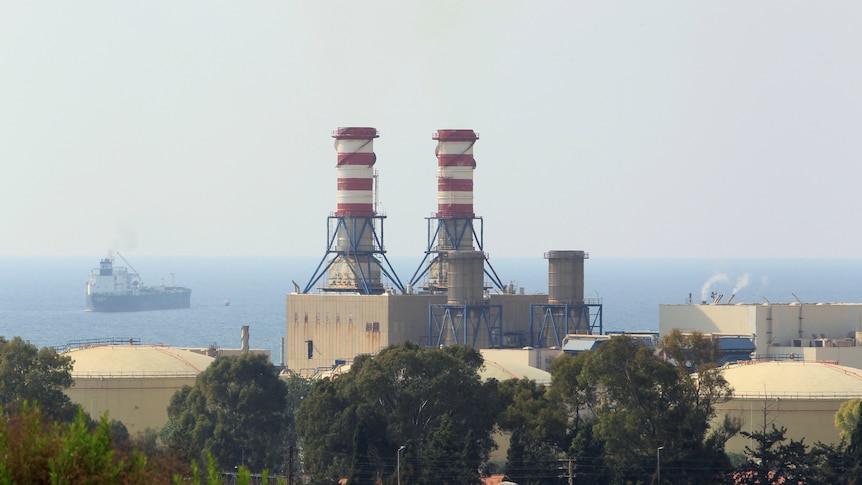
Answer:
[[660, 301, 862, 369], [286, 128, 601, 375], [660, 300, 862, 449]]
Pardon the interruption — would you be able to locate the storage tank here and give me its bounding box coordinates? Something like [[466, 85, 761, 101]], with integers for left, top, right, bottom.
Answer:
[[447, 251, 486, 305], [546, 250, 587, 304]]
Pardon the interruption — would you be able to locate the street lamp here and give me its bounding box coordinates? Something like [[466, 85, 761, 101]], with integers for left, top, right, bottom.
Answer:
[[657, 446, 664, 485], [397, 445, 406, 485]]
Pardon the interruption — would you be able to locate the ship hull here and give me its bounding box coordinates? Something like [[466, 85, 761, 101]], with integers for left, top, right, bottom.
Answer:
[[86, 288, 192, 312]]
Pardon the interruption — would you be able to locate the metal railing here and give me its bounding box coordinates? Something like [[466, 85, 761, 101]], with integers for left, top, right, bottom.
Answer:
[[55, 337, 141, 353]]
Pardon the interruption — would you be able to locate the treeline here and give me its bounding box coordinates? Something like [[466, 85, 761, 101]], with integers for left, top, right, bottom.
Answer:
[[6, 334, 862, 484]]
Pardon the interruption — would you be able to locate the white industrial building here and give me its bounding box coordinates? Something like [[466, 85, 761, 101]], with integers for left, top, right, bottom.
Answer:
[[660, 302, 862, 369]]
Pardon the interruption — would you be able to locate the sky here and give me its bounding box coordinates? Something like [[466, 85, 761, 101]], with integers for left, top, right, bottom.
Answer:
[[1, 2, 861, 259]]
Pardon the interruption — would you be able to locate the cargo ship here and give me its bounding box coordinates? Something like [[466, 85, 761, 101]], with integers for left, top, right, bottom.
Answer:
[[85, 254, 191, 312]]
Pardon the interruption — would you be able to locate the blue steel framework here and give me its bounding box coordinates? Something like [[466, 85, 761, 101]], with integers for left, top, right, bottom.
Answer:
[[428, 304, 503, 348], [303, 215, 405, 294], [529, 300, 604, 347], [409, 216, 505, 291]]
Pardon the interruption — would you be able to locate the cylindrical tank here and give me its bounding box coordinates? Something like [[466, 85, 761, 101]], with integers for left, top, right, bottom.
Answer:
[[447, 251, 486, 305], [334, 127, 378, 218], [546, 250, 587, 304], [434, 129, 477, 219]]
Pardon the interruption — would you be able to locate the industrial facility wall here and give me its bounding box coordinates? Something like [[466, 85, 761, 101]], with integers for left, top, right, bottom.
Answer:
[[760, 345, 862, 370], [760, 305, 862, 352], [714, 397, 847, 454], [480, 347, 562, 373], [660, 304, 862, 355], [286, 293, 549, 376], [489, 294, 548, 341], [659, 305, 757, 336], [286, 294, 443, 375], [65, 376, 197, 433]]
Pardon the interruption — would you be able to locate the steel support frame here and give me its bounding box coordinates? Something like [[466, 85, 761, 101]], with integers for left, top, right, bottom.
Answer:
[[303, 215, 405, 294], [428, 304, 503, 349], [529, 302, 604, 347], [409, 216, 504, 291]]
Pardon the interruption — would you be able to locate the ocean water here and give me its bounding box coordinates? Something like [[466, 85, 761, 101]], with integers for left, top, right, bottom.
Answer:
[[2, 256, 862, 363]]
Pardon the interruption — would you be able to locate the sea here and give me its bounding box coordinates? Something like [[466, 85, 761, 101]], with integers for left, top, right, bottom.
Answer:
[[2, 256, 862, 364]]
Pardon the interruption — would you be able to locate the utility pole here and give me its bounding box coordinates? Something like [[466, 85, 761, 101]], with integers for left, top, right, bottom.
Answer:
[[559, 457, 575, 485], [657, 446, 664, 485], [287, 444, 293, 485]]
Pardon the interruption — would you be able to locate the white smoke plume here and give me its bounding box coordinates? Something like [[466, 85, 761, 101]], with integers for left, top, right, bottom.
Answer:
[[732, 273, 750, 295], [701, 272, 729, 302]]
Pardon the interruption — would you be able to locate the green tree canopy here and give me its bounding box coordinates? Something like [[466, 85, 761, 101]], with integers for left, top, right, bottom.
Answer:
[[162, 353, 289, 473], [296, 342, 501, 485], [836, 398, 862, 442], [0, 403, 156, 484], [0, 336, 76, 421], [738, 423, 820, 485], [658, 329, 721, 372], [497, 377, 567, 484], [582, 335, 734, 484]]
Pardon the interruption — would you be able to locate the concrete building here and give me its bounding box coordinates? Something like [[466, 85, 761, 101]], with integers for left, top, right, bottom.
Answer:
[[660, 302, 862, 369], [286, 292, 551, 375]]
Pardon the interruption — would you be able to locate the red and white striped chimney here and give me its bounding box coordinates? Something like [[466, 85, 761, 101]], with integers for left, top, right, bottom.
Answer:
[[334, 127, 378, 217], [434, 129, 477, 219]]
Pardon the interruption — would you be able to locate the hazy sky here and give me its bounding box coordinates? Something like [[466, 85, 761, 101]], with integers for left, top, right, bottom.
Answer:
[[2, 2, 860, 259]]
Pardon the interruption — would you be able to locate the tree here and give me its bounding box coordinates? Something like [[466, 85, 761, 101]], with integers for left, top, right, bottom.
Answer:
[[837, 398, 862, 442], [582, 335, 734, 484], [282, 373, 311, 483], [808, 441, 856, 485], [548, 351, 595, 437], [296, 342, 501, 484], [0, 402, 158, 484], [738, 424, 818, 485], [547, 351, 609, 484], [0, 336, 76, 421], [162, 353, 289, 473], [497, 377, 567, 484], [658, 329, 721, 372]]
